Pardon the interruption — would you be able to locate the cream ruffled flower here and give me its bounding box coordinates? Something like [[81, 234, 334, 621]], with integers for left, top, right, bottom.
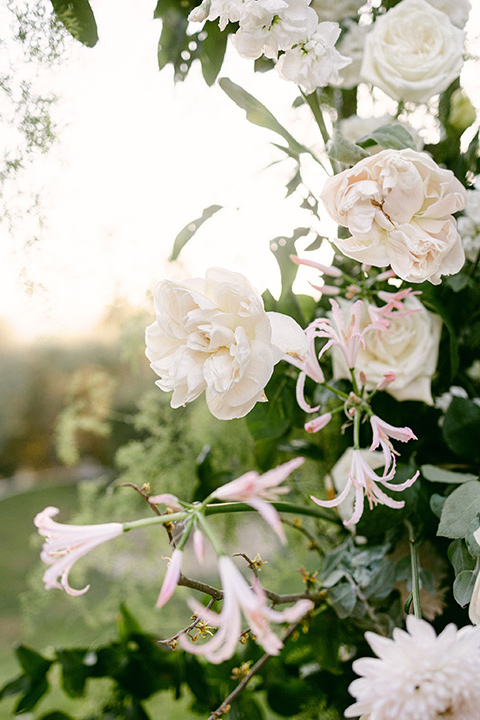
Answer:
[[345, 616, 480, 719]]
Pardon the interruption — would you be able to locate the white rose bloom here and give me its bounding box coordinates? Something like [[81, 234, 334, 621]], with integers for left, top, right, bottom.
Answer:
[[310, 0, 363, 22], [335, 20, 369, 89], [339, 114, 423, 153], [361, 0, 465, 103], [233, 0, 318, 60], [320, 148, 466, 284], [145, 268, 306, 420], [275, 21, 351, 93], [331, 297, 442, 404], [425, 0, 471, 28]]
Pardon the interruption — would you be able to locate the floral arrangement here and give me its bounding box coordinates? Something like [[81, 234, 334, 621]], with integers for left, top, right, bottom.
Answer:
[[5, 0, 480, 718]]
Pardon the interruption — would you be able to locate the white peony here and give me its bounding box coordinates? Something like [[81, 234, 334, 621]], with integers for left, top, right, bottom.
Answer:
[[458, 189, 480, 262], [331, 297, 442, 405], [145, 268, 306, 420], [275, 21, 351, 93], [345, 616, 480, 720], [320, 148, 466, 284], [425, 0, 471, 28], [360, 0, 465, 103], [310, 0, 363, 22]]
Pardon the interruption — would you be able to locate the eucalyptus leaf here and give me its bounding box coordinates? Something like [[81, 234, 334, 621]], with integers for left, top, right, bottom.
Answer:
[[219, 77, 308, 155], [448, 539, 476, 574], [421, 464, 477, 484], [356, 123, 417, 151], [465, 516, 480, 557], [326, 133, 369, 165], [49, 0, 98, 47], [453, 570, 477, 607], [437, 481, 480, 539], [169, 204, 222, 261], [327, 580, 357, 619]]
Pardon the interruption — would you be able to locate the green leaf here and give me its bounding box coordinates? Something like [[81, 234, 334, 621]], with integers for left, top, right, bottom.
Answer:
[[465, 517, 480, 557], [327, 580, 357, 619], [308, 608, 341, 674], [267, 679, 307, 717], [326, 133, 369, 165], [445, 273, 472, 292], [437, 481, 480, 538], [40, 713, 76, 720], [219, 77, 308, 155], [57, 649, 90, 697], [356, 123, 417, 151], [118, 603, 143, 639], [169, 205, 222, 261], [49, 0, 98, 47], [155, 3, 189, 72], [430, 493, 446, 518], [14, 644, 52, 679], [443, 397, 480, 461], [246, 365, 301, 442], [199, 21, 229, 86], [453, 570, 477, 607], [15, 677, 49, 713], [0, 674, 29, 700], [448, 539, 476, 574], [421, 464, 477, 484]]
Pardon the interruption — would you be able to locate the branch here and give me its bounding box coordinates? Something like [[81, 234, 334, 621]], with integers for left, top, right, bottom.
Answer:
[[159, 598, 217, 647], [206, 613, 309, 720]]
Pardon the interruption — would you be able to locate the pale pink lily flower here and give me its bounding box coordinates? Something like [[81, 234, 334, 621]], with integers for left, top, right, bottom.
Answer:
[[311, 449, 419, 526], [314, 299, 388, 370], [34, 506, 123, 596], [148, 493, 183, 511], [376, 372, 396, 391], [178, 556, 314, 663], [305, 412, 332, 434], [373, 288, 422, 324], [193, 528, 206, 564], [290, 255, 342, 277], [283, 322, 326, 414], [370, 415, 417, 469], [212, 458, 304, 543], [156, 548, 183, 608]]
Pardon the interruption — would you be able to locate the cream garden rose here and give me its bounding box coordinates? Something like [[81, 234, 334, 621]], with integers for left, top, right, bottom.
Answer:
[[361, 0, 465, 103], [331, 297, 442, 404], [145, 268, 306, 420], [321, 148, 466, 284]]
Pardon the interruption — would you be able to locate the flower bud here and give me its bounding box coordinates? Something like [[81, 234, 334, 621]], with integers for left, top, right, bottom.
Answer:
[[449, 89, 476, 135]]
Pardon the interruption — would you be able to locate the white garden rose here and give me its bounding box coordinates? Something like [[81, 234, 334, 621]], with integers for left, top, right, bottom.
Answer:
[[425, 0, 471, 28], [310, 0, 363, 22], [360, 0, 465, 103], [320, 148, 466, 284], [145, 268, 306, 420], [331, 297, 442, 404]]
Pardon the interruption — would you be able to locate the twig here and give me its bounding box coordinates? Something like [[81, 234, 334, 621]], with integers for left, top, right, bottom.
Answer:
[[159, 598, 217, 646], [206, 613, 310, 720], [120, 482, 163, 516]]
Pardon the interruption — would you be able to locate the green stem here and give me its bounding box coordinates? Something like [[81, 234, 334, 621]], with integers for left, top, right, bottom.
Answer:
[[302, 90, 339, 175], [405, 520, 422, 619], [122, 511, 187, 532], [205, 501, 338, 523], [196, 512, 225, 556]]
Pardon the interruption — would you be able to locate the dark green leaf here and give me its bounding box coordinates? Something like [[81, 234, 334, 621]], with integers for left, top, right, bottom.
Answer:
[[0, 674, 29, 700], [199, 21, 229, 86], [246, 366, 300, 442], [219, 78, 308, 155], [445, 273, 472, 292], [438, 481, 480, 538], [49, 0, 98, 47], [40, 713, 76, 720], [430, 493, 446, 518], [118, 603, 143, 639], [14, 644, 52, 679], [421, 464, 477, 484], [453, 570, 477, 607], [327, 581, 357, 619], [448, 539, 476, 574], [267, 679, 306, 716], [15, 677, 49, 713], [356, 123, 417, 151], [169, 204, 222, 261], [326, 133, 369, 165], [57, 649, 90, 697], [308, 608, 341, 674], [443, 397, 480, 461]]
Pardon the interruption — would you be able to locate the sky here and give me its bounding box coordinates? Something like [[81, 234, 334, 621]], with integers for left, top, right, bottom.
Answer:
[[1, 0, 479, 341]]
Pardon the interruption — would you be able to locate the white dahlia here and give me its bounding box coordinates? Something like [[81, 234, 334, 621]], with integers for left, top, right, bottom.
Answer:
[[345, 616, 480, 720]]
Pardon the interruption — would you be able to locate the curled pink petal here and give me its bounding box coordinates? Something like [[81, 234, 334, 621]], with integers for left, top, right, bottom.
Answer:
[[193, 529, 206, 564], [305, 412, 332, 434], [148, 493, 182, 511], [156, 549, 183, 608]]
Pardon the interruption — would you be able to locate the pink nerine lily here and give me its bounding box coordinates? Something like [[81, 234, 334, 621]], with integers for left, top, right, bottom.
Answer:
[[370, 415, 417, 470], [34, 506, 123, 596], [311, 450, 419, 526], [178, 556, 314, 663], [212, 458, 304, 543], [156, 548, 183, 608]]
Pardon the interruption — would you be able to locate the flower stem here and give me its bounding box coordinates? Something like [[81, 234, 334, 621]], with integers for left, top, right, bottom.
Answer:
[[205, 500, 338, 523], [405, 520, 422, 620], [122, 511, 187, 532]]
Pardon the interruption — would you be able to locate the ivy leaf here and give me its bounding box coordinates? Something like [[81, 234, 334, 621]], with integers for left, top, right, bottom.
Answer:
[[437, 481, 480, 539], [356, 123, 417, 151], [169, 204, 222, 261], [421, 464, 477, 484], [49, 0, 98, 47], [453, 570, 477, 607], [219, 77, 308, 155]]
